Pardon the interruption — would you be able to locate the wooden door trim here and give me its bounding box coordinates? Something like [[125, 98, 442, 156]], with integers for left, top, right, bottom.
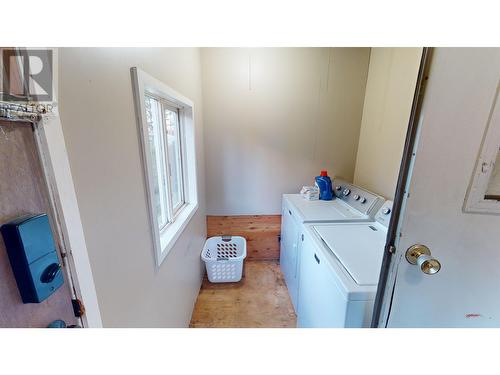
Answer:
[[371, 47, 434, 328]]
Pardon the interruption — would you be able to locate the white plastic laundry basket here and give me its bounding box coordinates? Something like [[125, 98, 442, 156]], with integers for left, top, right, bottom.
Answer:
[[201, 236, 247, 283]]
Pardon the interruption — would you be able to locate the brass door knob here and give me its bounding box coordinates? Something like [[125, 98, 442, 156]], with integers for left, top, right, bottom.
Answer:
[[405, 244, 441, 275]]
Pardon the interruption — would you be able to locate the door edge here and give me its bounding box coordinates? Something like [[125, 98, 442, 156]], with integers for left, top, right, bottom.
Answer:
[[370, 47, 434, 328]]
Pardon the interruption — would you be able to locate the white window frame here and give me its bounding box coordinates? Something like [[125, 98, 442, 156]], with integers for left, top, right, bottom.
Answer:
[[464, 85, 500, 214], [161, 101, 186, 217], [131, 67, 198, 266], [144, 94, 186, 230]]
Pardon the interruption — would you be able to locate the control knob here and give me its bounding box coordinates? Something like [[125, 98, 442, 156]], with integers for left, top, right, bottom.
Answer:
[[382, 207, 391, 215], [353, 194, 360, 201], [342, 189, 351, 196], [360, 197, 367, 204]]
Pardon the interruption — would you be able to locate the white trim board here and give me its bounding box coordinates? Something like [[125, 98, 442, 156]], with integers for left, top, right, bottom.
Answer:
[[35, 48, 102, 327], [35, 112, 102, 327]]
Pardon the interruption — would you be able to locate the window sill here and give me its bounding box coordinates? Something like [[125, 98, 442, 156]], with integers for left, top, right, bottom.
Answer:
[[157, 202, 199, 266]]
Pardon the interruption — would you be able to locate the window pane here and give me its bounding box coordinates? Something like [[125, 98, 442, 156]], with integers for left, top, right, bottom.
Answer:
[[164, 107, 184, 211], [145, 96, 169, 228]]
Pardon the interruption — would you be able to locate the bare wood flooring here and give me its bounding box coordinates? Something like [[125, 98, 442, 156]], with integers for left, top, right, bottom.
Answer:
[[207, 215, 281, 260], [190, 260, 296, 328]]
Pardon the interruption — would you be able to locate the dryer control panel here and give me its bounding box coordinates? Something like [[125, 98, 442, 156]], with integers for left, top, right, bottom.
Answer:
[[333, 179, 384, 217]]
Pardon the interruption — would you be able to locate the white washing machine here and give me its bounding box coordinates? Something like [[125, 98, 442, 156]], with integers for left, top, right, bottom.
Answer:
[[280, 179, 384, 311], [297, 200, 393, 328], [282, 178, 384, 223]]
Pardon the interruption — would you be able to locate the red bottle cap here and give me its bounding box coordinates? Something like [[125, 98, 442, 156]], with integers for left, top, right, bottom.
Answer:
[[320, 170, 328, 177]]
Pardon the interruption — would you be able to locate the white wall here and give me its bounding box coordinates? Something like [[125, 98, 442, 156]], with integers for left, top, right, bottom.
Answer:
[[58, 48, 206, 327], [201, 48, 370, 215], [353, 48, 422, 199]]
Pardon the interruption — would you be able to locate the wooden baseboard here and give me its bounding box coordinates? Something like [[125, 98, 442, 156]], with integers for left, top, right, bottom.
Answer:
[[206, 215, 281, 260]]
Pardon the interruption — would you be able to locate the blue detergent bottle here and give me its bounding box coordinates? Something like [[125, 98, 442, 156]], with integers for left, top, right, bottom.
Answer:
[[315, 170, 333, 200]]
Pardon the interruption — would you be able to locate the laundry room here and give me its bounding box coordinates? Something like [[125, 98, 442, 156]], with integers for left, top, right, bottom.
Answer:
[[1, 47, 423, 328], [190, 47, 423, 327], [3, 3, 500, 373]]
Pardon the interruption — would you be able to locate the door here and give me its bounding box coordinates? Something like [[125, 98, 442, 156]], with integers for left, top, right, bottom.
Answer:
[[376, 48, 500, 327], [0, 120, 78, 327]]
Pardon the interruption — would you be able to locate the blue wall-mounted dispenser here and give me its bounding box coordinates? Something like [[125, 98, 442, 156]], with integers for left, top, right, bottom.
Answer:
[[0, 214, 64, 303]]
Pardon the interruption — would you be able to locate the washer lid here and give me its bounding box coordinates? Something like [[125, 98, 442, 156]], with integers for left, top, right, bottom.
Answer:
[[313, 223, 387, 285]]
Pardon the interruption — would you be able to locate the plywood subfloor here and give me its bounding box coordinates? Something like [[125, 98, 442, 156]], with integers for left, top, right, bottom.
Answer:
[[190, 260, 296, 328]]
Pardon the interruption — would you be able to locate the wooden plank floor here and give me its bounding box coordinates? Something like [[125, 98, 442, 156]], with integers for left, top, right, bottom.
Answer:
[[207, 215, 281, 260], [190, 260, 296, 328]]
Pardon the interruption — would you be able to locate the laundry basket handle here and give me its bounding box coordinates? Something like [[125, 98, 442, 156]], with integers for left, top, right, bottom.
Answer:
[[221, 235, 232, 242]]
